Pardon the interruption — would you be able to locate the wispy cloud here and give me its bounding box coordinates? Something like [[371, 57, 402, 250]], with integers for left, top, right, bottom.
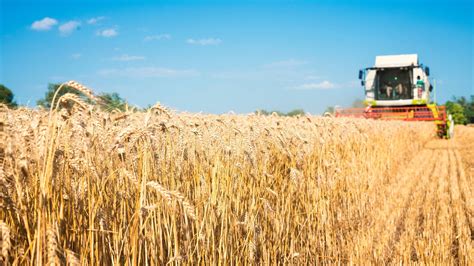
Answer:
[[264, 59, 308, 68], [59, 21, 81, 36], [293, 80, 337, 90], [186, 38, 222, 46], [87, 16, 105, 25], [97, 28, 118, 38], [111, 54, 146, 61], [31, 17, 58, 31], [98, 67, 199, 78], [71, 53, 82, 59], [144, 34, 171, 41]]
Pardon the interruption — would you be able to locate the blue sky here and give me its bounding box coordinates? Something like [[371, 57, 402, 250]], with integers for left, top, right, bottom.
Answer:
[[1, 0, 472, 113]]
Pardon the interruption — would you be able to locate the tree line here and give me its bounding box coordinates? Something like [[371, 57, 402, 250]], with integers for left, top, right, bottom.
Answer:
[[1, 83, 473, 124], [1, 83, 127, 111], [445, 96, 474, 125], [255, 109, 306, 117]]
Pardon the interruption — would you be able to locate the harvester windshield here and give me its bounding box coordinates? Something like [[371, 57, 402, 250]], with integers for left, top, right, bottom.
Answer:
[[375, 68, 412, 100]]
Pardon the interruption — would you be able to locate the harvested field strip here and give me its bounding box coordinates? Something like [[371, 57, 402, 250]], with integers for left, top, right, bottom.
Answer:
[[393, 150, 438, 264], [351, 149, 434, 263], [350, 135, 474, 264], [413, 149, 442, 262], [453, 150, 474, 237]]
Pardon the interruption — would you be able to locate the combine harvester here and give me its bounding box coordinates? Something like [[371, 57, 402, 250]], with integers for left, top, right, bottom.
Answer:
[[335, 54, 454, 138]]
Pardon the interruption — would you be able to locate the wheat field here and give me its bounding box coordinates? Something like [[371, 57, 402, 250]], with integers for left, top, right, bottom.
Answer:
[[0, 85, 473, 265]]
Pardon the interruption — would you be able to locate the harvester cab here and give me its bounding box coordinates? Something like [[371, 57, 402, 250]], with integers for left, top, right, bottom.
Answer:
[[336, 54, 454, 139], [359, 54, 432, 107]]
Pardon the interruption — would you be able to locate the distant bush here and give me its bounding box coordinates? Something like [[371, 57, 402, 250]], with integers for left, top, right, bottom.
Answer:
[[446, 95, 474, 125], [255, 109, 305, 116], [0, 84, 17, 108], [37, 83, 127, 112], [446, 102, 467, 125]]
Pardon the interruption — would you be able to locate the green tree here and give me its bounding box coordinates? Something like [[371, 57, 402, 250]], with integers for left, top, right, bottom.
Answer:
[[466, 95, 474, 123], [99, 92, 127, 112], [255, 109, 270, 115], [323, 106, 335, 115], [37, 84, 128, 112], [0, 84, 18, 108], [286, 109, 305, 117], [255, 109, 304, 116], [351, 98, 365, 108], [275, 111, 286, 116], [37, 83, 83, 108], [256, 109, 281, 116], [447, 95, 474, 124], [454, 95, 474, 124], [445, 101, 467, 125]]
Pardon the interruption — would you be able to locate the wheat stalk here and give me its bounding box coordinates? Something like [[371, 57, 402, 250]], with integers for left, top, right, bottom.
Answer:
[[65, 249, 80, 266], [3, 103, 473, 264], [0, 221, 11, 262]]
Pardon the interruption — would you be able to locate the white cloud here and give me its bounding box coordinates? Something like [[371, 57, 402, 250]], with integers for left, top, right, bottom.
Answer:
[[186, 38, 222, 46], [87, 16, 105, 24], [97, 28, 118, 38], [346, 80, 362, 88], [71, 53, 82, 59], [31, 17, 58, 31], [293, 80, 337, 90], [264, 59, 308, 68], [98, 67, 199, 78], [59, 21, 81, 36], [112, 54, 145, 61], [144, 34, 171, 41]]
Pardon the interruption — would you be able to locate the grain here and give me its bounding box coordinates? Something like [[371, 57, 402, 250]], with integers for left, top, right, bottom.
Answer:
[[1, 86, 472, 264]]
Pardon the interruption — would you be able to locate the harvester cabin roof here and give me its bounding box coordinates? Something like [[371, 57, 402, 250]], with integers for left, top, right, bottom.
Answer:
[[374, 54, 419, 68]]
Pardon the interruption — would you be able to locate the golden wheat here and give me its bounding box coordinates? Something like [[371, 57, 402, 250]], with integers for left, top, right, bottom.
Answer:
[[0, 84, 472, 264]]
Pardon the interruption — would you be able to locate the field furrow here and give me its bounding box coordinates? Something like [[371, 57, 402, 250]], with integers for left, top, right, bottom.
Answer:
[[449, 149, 473, 264], [394, 149, 440, 264], [412, 148, 442, 262], [454, 150, 474, 240], [387, 151, 437, 264]]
